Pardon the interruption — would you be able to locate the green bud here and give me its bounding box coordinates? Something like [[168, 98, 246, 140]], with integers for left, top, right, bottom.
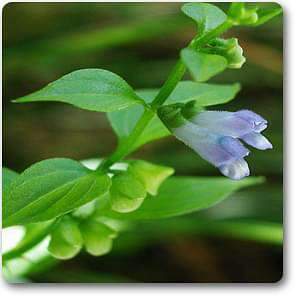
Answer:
[[48, 216, 82, 260], [208, 38, 246, 69], [109, 171, 147, 213], [157, 104, 186, 130], [80, 219, 117, 256], [128, 160, 174, 196], [228, 3, 258, 25]]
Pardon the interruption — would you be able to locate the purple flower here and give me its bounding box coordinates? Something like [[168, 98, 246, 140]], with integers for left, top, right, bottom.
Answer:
[[159, 107, 272, 180]]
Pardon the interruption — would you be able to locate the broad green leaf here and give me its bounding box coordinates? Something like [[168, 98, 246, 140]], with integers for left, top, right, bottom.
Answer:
[[2, 167, 19, 187], [181, 2, 227, 34], [3, 158, 111, 227], [107, 82, 240, 149], [170, 81, 240, 106], [13, 69, 144, 112], [181, 48, 227, 82], [2, 167, 19, 200], [102, 176, 263, 220]]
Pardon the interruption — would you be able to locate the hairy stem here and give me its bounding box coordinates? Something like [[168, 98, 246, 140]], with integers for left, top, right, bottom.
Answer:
[[99, 18, 233, 171]]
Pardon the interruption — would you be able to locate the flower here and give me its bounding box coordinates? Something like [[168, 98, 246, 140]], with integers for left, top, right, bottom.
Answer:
[[158, 104, 272, 180]]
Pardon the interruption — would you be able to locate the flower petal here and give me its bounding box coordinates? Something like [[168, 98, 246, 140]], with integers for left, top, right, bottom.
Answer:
[[190, 111, 254, 137], [219, 158, 250, 180], [241, 132, 273, 150], [174, 122, 237, 167], [219, 136, 250, 158], [234, 110, 267, 132]]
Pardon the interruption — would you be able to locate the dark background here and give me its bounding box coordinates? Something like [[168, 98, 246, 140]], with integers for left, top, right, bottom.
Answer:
[[2, 2, 283, 283]]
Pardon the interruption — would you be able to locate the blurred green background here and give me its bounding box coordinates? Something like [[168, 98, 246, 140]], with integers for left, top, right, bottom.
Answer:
[[2, 2, 283, 283]]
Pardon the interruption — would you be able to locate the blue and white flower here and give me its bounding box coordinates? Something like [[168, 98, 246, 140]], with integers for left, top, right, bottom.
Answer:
[[158, 105, 272, 180]]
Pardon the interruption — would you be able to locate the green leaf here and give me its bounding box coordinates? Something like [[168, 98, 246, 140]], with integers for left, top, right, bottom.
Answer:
[[252, 6, 282, 26], [170, 81, 240, 106], [3, 158, 111, 227], [181, 48, 227, 82], [2, 167, 19, 200], [13, 69, 143, 112], [181, 2, 227, 34], [103, 176, 263, 220], [107, 82, 240, 149]]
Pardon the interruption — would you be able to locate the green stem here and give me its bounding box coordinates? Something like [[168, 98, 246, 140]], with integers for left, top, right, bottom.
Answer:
[[99, 18, 233, 171]]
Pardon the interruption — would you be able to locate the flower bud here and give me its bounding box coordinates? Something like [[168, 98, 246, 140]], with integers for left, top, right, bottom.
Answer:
[[48, 216, 82, 260], [128, 160, 174, 196], [228, 3, 258, 25], [109, 171, 147, 213], [209, 38, 245, 69], [80, 219, 117, 256]]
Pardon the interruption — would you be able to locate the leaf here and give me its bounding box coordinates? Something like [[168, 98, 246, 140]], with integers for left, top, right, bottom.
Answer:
[[107, 82, 240, 149], [170, 81, 240, 106], [3, 158, 111, 227], [2, 167, 19, 199], [13, 69, 144, 112], [252, 6, 282, 26], [181, 48, 227, 82], [181, 2, 227, 34], [102, 176, 264, 220]]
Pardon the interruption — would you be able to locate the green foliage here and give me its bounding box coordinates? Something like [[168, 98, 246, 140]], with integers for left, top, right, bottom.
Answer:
[[181, 48, 227, 81], [128, 160, 174, 196], [2, 167, 19, 201], [2, 220, 55, 261], [80, 219, 117, 256], [108, 82, 240, 149], [253, 5, 282, 26], [207, 38, 246, 69], [48, 216, 83, 260], [181, 2, 227, 34], [13, 69, 144, 112], [3, 158, 111, 227], [228, 3, 282, 26], [103, 176, 264, 220], [109, 171, 147, 213]]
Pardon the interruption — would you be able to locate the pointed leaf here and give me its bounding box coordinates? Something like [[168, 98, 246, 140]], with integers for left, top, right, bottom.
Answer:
[[181, 3, 227, 33], [181, 48, 227, 82], [103, 176, 264, 220], [13, 69, 144, 112]]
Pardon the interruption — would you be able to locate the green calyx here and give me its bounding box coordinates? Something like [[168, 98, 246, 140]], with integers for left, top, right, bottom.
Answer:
[[80, 219, 117, 256], [48, 216, 83, 260], [109, 171, 147, 213], [181, 100, 205, 120], [157, 104, 186, 130], [128, 160, 174, 196], [207, 38, 246, 69]]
